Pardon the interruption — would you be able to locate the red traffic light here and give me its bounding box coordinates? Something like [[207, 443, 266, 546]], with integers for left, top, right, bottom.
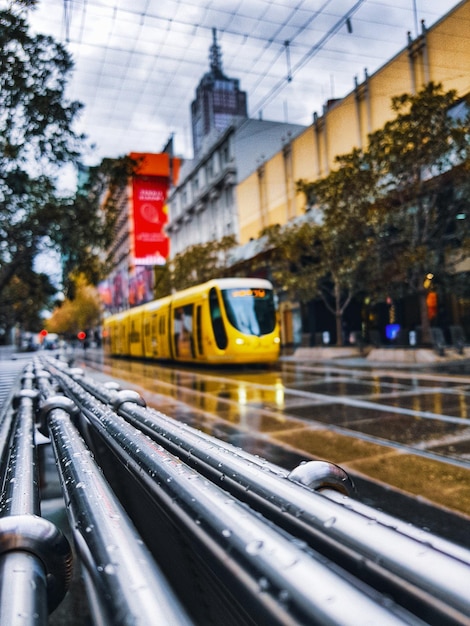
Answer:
[[77, 331, 86, 341], [39, 329, 48, 337]]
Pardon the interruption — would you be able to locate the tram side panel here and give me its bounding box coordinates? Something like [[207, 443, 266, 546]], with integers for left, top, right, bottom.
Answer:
[[105, 312, 129, 356], [128, 306, 146, 358], [142, 297, 172, 360]]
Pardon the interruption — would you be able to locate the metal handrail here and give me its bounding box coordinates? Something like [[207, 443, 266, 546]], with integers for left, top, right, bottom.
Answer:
[[0, 364, 72, 625], [39, 360, 414, 625], [34, 366, 193, 626], [41, 357, 470, 625]]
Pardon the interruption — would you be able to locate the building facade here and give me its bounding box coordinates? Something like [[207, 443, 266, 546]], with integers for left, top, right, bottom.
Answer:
[[167, 119, 306, 256], [234, 0, 470, 345], [100, 151, 180, 313], [237, 1, 470, 245], [167, 30, 306, 257]]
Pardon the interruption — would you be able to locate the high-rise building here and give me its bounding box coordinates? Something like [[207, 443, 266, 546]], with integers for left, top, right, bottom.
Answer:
[[168, 30, 306, 257], [191, 28, 248, 157]]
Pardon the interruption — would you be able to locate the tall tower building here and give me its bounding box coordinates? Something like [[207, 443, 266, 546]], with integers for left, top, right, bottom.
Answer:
[[191, 29, 248, 157]]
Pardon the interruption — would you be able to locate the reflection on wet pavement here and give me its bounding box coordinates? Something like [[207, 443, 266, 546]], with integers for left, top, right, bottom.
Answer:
[[82, 352, 470, 519], [373, 391, 470, 417], [289, 379, 391, 395]]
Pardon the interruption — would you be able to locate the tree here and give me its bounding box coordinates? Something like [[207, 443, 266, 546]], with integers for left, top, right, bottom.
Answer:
[[0, 270, 56, 339], [58, 156, 138, 297], [300, 149, 381, 345], [46, 274, 101, 336], [367, 82, 470, 342], [0, 2, 84, 336], [267, 149, 378, 345], [170, 235, 237, 292], [280, 83, 470, 346]]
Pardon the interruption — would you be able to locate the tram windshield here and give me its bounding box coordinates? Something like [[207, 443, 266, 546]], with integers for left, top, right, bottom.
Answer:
[[221, 287, 276, 336]]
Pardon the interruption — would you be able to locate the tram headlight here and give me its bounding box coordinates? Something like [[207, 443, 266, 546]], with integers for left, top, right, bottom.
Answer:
[[274, 337, 280, 344], [235, 338, 245, 345]]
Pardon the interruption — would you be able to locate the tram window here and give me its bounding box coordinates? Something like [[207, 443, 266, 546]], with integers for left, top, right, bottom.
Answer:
[[221, 287, 275, 336], [174, 304, 195, 357], [209, 288, 228, 349]]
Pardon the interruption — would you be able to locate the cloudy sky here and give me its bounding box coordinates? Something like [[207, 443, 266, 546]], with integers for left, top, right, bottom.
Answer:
[[24, 0, 461, 167]]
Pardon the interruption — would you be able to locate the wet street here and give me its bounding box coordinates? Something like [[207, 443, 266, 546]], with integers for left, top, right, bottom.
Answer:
[[76, 349, 470, 546]]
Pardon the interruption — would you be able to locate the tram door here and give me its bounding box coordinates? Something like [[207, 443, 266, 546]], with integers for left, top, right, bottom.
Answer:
[[119, 321, 127, 355], [147, 314, 156, 357]]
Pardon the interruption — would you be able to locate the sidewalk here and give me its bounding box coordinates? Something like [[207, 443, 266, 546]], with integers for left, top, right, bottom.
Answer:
[[283, 344, 470, 367]]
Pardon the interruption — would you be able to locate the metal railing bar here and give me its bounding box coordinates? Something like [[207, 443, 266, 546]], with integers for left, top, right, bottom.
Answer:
[[35, 367, 194, 626], [0, 364, 71, 624], [62, 367, 470, 556], [117, 399, 470, 625], [321, 488, 470, 564], [0, 552, 49, 625], [0, 363, 47, 626], [48, 359, 470, 626], [43, 362, 418, 626]]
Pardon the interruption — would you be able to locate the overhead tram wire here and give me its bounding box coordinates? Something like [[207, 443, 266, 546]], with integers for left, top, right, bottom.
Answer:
[[251, 0, 367, 118], [54, 0, 455, 160], [63, 0, 71, 41], [59, 0, 357, 137], [232, 0, 337, 102], [68, 1, 367, 124], [61, 0, 350, 53]]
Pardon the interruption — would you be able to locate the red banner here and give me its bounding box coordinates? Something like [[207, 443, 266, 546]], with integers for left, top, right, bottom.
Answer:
[[132, 176, 169, 265]]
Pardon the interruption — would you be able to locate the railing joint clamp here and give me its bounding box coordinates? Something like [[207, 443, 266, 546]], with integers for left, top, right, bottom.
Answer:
[[68, 368, 85, 379], [288, 460, 356, 496], [112, 389, 147, 411], [13, 388, 40, 409], [38, 396, 80, 435], [35, 369, 52, 381], [0, 514, 73, 613]]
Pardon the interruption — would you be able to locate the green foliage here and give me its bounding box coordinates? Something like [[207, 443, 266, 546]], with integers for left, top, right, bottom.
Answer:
[[367, 83, 470, 340], [153, 265, 173, 300], [367, 83, 470, 293], [263, 220, 322, 302], [0, 270, 56, 335], [170, 235, 237, 292], [58, 156, 137, 296], [278, 83, 470, 344], [0, 3, 85, 337], [272, 150, 379, 344]]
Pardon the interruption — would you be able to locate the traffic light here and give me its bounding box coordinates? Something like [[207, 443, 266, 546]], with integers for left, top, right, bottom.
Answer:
[[39, 329, 48, 343], [77, 331, 86, 341]]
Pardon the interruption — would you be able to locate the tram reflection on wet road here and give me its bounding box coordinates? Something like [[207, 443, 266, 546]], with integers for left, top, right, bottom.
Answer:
[[78, 349, 470, 543]]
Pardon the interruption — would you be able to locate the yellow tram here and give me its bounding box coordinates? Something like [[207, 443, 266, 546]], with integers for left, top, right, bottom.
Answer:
[[103, 278, 280, 365]]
